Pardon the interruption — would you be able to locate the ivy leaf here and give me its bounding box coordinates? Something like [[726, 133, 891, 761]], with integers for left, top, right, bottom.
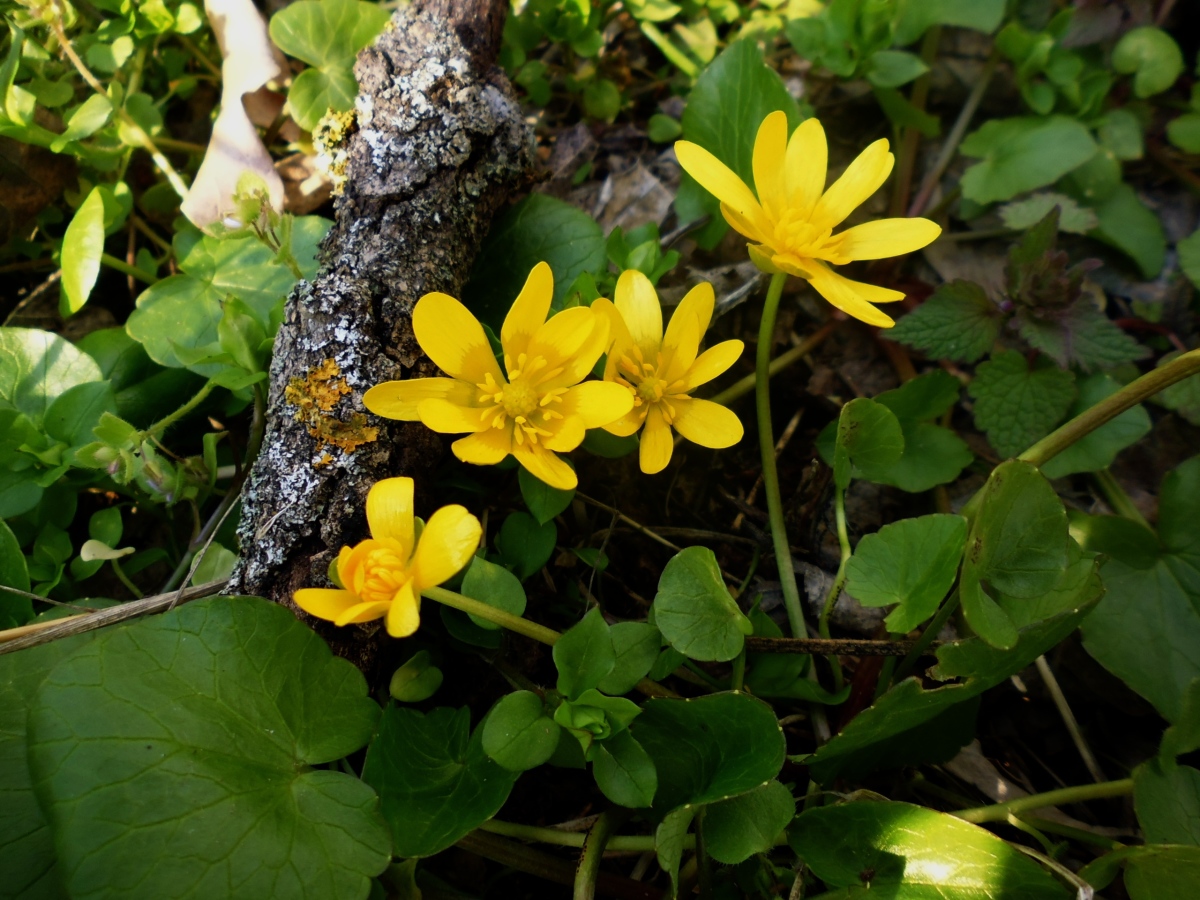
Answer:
[[27, 597, 390, 899], [1040, 373, 1151, 479], [1079, 457, 1200, 722], [363, 706, 518, 858], [888, 281, 1001, 364], [968, 351, 1076, 459], [652, 546, 751, 662], [846, 514, 967, 634], [959, 115, 1097, 204], [269, 0, 390, 131], [791, 802, 1071, 899], [1017, 301, 1149, 372]]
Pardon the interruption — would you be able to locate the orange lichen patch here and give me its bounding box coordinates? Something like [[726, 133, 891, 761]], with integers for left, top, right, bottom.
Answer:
[[285, 359, 379, 460]]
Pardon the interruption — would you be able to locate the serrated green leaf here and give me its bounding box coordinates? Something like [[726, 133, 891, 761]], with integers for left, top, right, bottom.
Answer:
[[28, 597, 389, 899], [968, 351, 1076, 459], [998, 192, 1098, 234], [888, 280, 1001, 363], [463, 195, 606, 330], [846, 514, 966, 634], [363, 706, 517, 858], [1017, 301, 1149, 373], [1040, 373, 1151, 478], [790, 802, 1070, 899], [960, 115, 1097, 204], [652, 546, 751, 662]]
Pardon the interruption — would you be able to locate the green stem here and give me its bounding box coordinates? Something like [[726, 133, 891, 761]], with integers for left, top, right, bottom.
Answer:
[[1021, 349, 1200, 468], [953, 778, 1133, 824], [709, 320, 837, 408], [819, 489, 851, 641], [481, 819, 679, 853], [100, 253, 158, 284], [1092, 468, 1151, 530], [695, 808, 714, 900], [109, 558, 143, 599], [422, 586, 561, 646], [574, 812, 626, 900], [141, 380, 217, 440], [757, 272, 806, 639], [893, 588, 959, 683], [730, 646, 747, 692]]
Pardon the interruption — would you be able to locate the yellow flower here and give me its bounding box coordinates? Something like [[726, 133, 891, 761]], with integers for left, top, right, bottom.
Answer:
[[675, 112, 942, 327], [363, 262, 633, 490], [593, 270, 744, 474], [294, 477, 481, 637]]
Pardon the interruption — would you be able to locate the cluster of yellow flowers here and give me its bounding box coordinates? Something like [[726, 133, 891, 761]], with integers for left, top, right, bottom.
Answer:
[[296, 112, 940, 637]]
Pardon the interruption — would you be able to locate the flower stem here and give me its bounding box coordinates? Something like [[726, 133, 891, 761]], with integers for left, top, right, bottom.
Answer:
[[100, 253, 158, 284], [757, 272, 806, 639], [953, 778, 1133, 824], [481, 818, 683, 853], [422, 586, 561, 646], [818, 487, 851, 687], [1092, 468, 1150, 530], [141, 380, 217, 440], [574, 811, 627, 900], [1020, 349, 1200, 468]]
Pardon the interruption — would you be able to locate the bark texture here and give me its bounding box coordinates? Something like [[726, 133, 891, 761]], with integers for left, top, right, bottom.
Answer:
[[227, 0, 532, 672]]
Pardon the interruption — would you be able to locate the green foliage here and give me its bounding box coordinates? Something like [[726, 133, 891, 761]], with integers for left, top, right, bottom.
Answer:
[[889, 281, 1001, 363], [652, 546, 752, 662], [460, 556, 527, 630], [363, 706, 517, 858], [554, 607, 616, 699], [518, 466, 574, 524], [463, 194, 606, 329], [1040, 373, 1151, 479], [1079, 457, 1200, 723], [1081, 844, 1200, 900], [959, 116, 1097, 204], [60, 187, 106, 314], [481, 690, 562, 772], [495, 511, 556, 580], [1112, 26, 1184, 98], [704, 780, 795, 864], [27, 597, 389, 899], [846, 514, 966, 633], [791, 802, 1070, 899], [269, 0, 390, 131], [969, 351, 1076, 459], [832, 397, 904, 490], [389, 650, 443, 702], [1135, 761, 1200, 845]]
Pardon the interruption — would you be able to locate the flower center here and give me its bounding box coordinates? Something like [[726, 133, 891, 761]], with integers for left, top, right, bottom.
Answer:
[[773, 209, 835, 260], [358, 544, 411, 604], [475, 353, 569, 446], [616, 345, 689, 424]]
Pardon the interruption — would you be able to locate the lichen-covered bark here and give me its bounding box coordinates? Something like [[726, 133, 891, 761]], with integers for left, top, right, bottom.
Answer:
[[227, 0, 531, 673]]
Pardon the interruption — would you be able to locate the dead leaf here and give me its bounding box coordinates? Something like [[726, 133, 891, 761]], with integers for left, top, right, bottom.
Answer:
[[181, 0, 287, 229]]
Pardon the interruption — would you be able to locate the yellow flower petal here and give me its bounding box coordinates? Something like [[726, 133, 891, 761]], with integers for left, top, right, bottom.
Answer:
[[592, 298, 632, 381], [639, 406, 674, 474], [603, 406, 646, 437], [675, 141, 771, 237], [340, 542, 374, 595], [335, 600, 393, 627], [542, 414, 586, 452], [614, 269, 663, 360], [684, 339, 744, 391], [363, 378, 477, 421], [667, 281, 715, 350], [562, 380, 636, 430], [412, 504, 482, 589], [752, 110, 788, 221], [417, 398, 487, 434], [366, 477, 415, 553], [501, 261, 554, 360], [785, 117, 828, 218], [511, 442, 577, 490], [452, 427, 512, 465], [811, 138, 893, 231], [386, 581, 420, 637], [413, 292, 504, 385], [804, 261, 900, 328], [672, 398, 744, 449], [294, 587, 359, 623], [527, 306, 601, 381], [719, 202, 769, 245], [770, 252, 815, 280], [661, 307, 700, 384], [827, 217, 942, 262]]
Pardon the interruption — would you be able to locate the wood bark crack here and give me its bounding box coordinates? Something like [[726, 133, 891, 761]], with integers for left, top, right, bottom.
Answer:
[[227, 0, 531, 675]]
